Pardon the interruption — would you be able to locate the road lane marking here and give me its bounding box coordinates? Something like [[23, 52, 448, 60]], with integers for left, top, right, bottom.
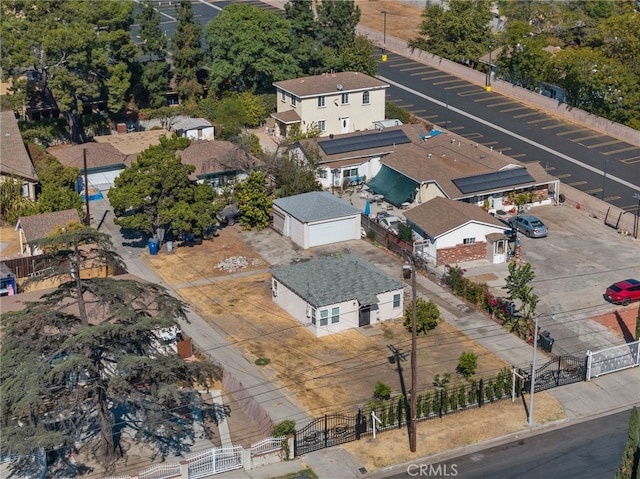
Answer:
[[556, 128, 588, 136], [571, 133, 606, 142], [444, 84, 472, 90], [400, 66, 433, 72], [433, 79, 466, 85], [421, 74, 451, 80], [527, 118, 554, 124], [587, 139, 622, 148], [500, 106, 530, 113], [567, 181, 587, 186], [602, 146, 638, 155], [513, 112, 540, 119], [621, 156, 640, 165], [458, 90, 487, 97], [554, 174, 572, 179], [541, 124, 565, 130], [486, 101, 516, 108], [377, 75, 639, 192]]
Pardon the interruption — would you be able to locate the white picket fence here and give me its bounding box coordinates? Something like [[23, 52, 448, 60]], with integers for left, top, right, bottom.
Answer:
[[104, 437, 288, 479], [586, 339, 640, 380]]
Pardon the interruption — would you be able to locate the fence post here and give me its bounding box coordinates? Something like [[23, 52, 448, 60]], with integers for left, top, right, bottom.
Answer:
[[439, 388, 444, 418], [241, 446, 252, 471], [585, 351, 592, 381], [478, 378, 484, 407], [180, 459, 189, 479]]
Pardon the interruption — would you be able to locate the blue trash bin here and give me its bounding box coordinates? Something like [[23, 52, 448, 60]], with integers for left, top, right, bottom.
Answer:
[[148, 239, 159, 255]]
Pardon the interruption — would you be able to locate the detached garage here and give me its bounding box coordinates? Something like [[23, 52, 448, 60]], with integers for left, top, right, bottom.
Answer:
[[272, 191, 361, 249]]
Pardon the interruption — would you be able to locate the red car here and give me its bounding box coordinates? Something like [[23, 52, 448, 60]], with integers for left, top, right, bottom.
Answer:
[[604, 279, 640, 306]]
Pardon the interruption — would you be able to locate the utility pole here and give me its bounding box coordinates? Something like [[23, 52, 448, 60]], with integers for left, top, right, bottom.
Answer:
[[404, 251, 418, 452], [83, 148, 91, 226], [381, 11, 388, 62]]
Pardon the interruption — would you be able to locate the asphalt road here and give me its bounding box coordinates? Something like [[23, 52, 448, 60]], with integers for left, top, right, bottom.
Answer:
[[377, 408, 632, 479], [377, 53, 640, 213]]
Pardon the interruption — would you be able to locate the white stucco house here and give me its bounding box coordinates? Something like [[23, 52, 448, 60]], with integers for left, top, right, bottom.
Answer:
[[172, 117, 215, 141], [403, 197, 513, 266], [271, 191, 362, 249], [271, 253, 404, 337], [272, 71, 388, 138]]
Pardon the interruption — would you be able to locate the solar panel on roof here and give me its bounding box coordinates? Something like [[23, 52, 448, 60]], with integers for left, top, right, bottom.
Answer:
[[453, 168, 535, 194], [319, 129, 411, 156]]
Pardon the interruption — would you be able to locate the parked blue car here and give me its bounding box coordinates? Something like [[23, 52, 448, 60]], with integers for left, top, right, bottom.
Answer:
[[508, 215, 548, 238]]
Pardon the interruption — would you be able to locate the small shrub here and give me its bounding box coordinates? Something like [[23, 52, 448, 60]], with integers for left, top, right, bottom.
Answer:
[[254, 357, 270, 366], [457, 351, 478, 379], [374, 381, 391, 400], [433, 373, 451, 388], [423, 391, 432, 417], [272, 419, 295, 437], [457, 384, 467, 409]]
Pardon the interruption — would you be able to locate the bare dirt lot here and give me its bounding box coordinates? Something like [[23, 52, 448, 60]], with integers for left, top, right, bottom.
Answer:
[[144, 224, 566, 471]]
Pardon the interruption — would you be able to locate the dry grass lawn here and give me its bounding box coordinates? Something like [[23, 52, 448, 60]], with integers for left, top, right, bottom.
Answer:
[[356, 0, 425, 43]]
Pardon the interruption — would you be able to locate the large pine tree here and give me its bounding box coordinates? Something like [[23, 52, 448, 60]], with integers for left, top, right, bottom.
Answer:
[[1, 227, 221, 476]]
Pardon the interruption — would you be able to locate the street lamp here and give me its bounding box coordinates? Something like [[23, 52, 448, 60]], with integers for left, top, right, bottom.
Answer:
[[381, 11, 388, 62], [527, 313, 555, 426], [633, 193, 640, 239], [404, 250, 418, 452], [486, 38, 494, 92]]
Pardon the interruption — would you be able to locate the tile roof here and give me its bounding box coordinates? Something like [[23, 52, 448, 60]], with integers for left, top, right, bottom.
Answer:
[[0, 110, 38, 181], [17, 209, 81, 243], [271, 253, 402, 308], [47, 143, 126, 170], [273, 72, 388, 98], [403, 197, 506, 238], [178, 140, 262, 180], [273, 191, 360, 223], [271, 109, 301, 124]]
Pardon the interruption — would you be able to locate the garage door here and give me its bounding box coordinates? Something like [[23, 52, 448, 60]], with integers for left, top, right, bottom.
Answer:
[[308, 217, 357, 247], [272, 209, 285, 235], [87, 169, 123, 191]]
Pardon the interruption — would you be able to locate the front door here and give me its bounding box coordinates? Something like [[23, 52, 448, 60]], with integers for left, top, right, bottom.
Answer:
[[341, 117, 350, 134], [359, 306, 370, 327]]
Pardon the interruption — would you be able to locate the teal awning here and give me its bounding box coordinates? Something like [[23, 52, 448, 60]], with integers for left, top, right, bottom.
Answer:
[[366, 166, 419, 207]]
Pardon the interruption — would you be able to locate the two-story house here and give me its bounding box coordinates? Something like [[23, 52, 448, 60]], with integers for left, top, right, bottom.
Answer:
[[272, 71, 389, 138]]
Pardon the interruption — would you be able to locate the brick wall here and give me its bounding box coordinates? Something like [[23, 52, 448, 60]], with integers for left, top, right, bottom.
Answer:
[[437, 242, 487, 267]]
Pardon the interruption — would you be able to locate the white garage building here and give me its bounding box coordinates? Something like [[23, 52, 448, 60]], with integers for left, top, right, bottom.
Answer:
[[271, 191, 362, 249]]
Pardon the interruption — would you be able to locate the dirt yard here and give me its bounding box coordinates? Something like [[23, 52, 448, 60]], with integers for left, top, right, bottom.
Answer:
[[356, 0, 424, 42], [144, 224, 567, 472]]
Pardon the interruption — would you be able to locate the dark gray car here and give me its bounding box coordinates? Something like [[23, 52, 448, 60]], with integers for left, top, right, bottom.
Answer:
[[508, 215, 548, 238]]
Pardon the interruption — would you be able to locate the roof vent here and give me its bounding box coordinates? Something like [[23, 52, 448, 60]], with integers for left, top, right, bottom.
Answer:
[[337, 84, 343, 91]]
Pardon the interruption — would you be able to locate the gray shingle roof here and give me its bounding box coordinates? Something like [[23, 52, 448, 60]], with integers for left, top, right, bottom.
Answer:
[[0, 110, 38, 181], [273, 191, 360, 223], [271, 254, 402, 307], [17, 209, 81, 243]]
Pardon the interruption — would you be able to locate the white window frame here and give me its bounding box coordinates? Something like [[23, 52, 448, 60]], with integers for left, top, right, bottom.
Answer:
[[393, 294, 401, 308], [463, 237, 476, 245], [291, 95, 297, 107], [341, 93, 349, 105], [280, 90, 286, 102], [331, 307, 340, 324], [318, 120, 326, 131], [362, 91, 370, 105], [319, 309, 329, 326], [318, 96, 326, 108]]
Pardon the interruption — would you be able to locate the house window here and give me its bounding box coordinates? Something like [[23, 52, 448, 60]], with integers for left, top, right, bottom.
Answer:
[[331, 307, 340, 323], [318, 96, 326, 108], [320, 309, 328, 326], [393, 293, 401, 308], [280, 90, 286, 102], [341, 93, 349, 104], [21, 183, 29, 197], [463, 237, 476, 245], [496, 241, 505, 254], [318, 120, 326, 131], [311, 307, 317, 325], [318, 169, 328, 179], [362, 91, 370, 105], [291, 96, 297, 107], [343, 168, 358, 177]]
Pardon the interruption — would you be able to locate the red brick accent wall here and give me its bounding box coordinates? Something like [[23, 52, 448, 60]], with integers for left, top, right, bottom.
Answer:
[[436, 242, 487, 267]]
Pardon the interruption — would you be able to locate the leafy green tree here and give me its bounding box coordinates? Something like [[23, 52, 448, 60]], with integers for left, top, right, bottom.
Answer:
[[502, 261, 539, 319], [28, 145, 83, 215], [550, 47, 639, 126], [591, 11, 640, 76], [239, 91, 268, 128], [497, 20, 552, 90], [267, 149, 322, 198], [0, 175, 37, 225], [233, 170, 272, 231], [409, 0, 493, 66], [108, 136, 215, 239], [1, 230, 220, 475], [616, 406, 639, 479], [457, 351, 479, 379], [338, 34, 378, 77], [315, 0, 361, 51], [636, 304, 640, 341], [386, 101, 412, 124], [205, 4, 301, 94], [404, 297, 440, 334], [0, 0, 136, 142], [172, 0, 206, 101], [136, 0, 170, 109]]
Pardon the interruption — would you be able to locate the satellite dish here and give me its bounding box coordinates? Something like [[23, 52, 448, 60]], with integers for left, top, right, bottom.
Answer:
[[337, 84, 343, 91]]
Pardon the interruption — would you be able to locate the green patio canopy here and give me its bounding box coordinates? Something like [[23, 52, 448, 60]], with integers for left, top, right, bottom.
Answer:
[[366, 165, 419, 207]]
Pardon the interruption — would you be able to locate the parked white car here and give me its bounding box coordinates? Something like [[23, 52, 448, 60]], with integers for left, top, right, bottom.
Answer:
[[378, 215, 403, 235]]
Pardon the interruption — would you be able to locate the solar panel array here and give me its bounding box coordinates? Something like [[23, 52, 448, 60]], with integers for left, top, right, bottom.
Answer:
[[319, 129, 411, 156], [453, 168, 535, 194]]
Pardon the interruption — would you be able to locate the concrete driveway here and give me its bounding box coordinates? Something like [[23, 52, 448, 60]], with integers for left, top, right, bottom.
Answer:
[[461, 202, 640, 355]]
